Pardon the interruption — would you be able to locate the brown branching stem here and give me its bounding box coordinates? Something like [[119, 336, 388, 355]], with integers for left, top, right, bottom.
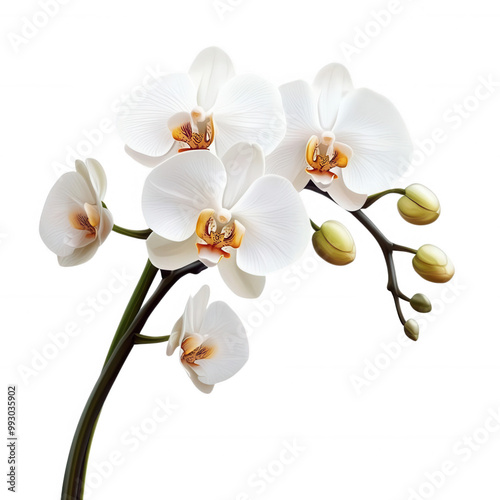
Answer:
[[305, 181, 416, 326]]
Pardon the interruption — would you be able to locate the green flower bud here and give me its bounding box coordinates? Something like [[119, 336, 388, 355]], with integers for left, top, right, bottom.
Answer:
[[312, 221, 356, 266], [410, 293, 432, 313], [412, 244, 455, 283], [398, 184, 440, 225], [404, 319, 419, 341]]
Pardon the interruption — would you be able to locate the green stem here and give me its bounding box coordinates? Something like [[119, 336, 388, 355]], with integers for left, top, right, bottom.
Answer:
[[61, 261, 206, 500], [134, 333, 171, 345], [112, 225, 152, 240], [102, 202, 151, 240], [310, 219, 321, 232], [393, 244, 417, 254], [363, 188, 406, 208], [104, 260, 158, 364], [79, 260, 159, 494]]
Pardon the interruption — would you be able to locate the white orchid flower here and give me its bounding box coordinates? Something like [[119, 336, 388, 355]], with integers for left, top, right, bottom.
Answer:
[[39, 159, 113, 266], [167, 285, 249, 394], [266, 63, 413, 211], [142, 143, 310, 299], [117, 47, 286, 166]]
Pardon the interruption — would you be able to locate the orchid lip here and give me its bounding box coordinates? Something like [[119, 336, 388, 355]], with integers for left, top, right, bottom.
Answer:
[[196, 243, 229, 267], [195, 209, 245, 265], [307, 168, 337, 186], [181, 335, 216, 367], [169, 108, 215, 152], [69, 203, 100, 239], [305, 134, 351, 180]]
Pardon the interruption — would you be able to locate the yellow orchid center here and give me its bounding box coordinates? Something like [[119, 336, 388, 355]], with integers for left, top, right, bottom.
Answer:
[[305, 133, 349, 180], [171, 107, 215, 152], [69, 203, 100, 239], [195, 209, 245, 263], [181, 336, 216, 366]]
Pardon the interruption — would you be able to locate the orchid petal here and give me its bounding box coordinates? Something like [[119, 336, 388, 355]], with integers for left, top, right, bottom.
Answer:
[[39, 172, 97, 256], [167, 316, 184, 356], [85, 158, 108, 199], [214, 75, 286, 157], [231, 175, 310, 275], [116, 73, 197, 157], [142, 150, 227, 241], [218, 251, 266, 298], [266, 80, 321, 190], [333, 88, 413, 193], [190, 285, 210, 333], [191, 301, 249, 386], [170, 285, 210, 357], [97, 207, 113, 245], [146, 232, 199, 270], [313, 63, 353, 130], [57, 242, 100, 267], [124, 144, 179, 168], [168, 296, 194, 357], [222, 142, 265, 209], [323, 170, 368, 211], [168, 286, 210, 357], [183, 363, 214, 394], [189, 47, 235, 110]]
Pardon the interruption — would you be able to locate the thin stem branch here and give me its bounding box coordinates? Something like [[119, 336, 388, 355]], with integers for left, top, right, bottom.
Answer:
[[393, 244, 417, 254], [102, 202, 152, 241], [134, 333, 171, 345], [112, 225, 152, 240], [363, 188, 406, 208], [61, 261, 206, 500], [310, 219, 321, 232]]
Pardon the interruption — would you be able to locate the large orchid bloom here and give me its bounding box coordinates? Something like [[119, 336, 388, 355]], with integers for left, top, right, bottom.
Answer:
[[117, 47, 286, 166], [266, 63, 413, 211], [39, 159, 113, 266], [142, 143, 310, 298], [167, 286, 249, 394]]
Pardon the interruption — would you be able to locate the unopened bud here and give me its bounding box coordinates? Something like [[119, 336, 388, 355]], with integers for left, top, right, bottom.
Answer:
[[312, 221, 356, 266], [404, 319, 419, 341], [410, 293, 432, 313], [398, 184, 440, 225], [412, 244, 455, 283]]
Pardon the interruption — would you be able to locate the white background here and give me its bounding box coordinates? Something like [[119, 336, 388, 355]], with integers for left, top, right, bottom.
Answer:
[[2, 0, 500, 499]]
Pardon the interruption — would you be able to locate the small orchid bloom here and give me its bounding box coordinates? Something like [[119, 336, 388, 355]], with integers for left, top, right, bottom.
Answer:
[[117, 47, 286, 166], [266, 63, 413, 211], [167, 285, 249, 394], [142, 143, 310, 298], [39, 159, 113, 266]]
